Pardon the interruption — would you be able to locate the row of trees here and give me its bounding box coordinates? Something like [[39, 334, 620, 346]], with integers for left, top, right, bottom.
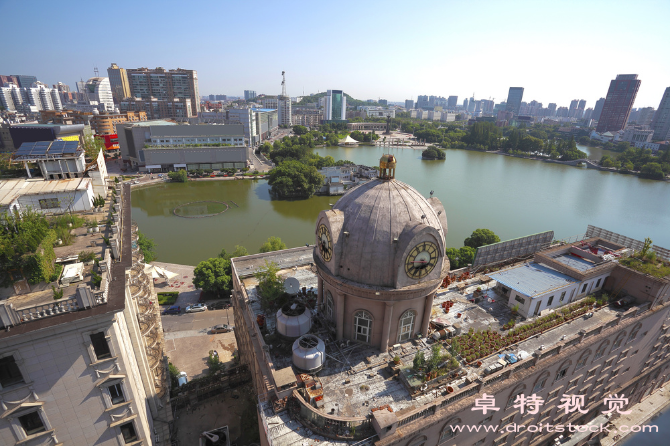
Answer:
[[601, 146, 670, 179], [446, 229, 500, 269], [192, 237, 288, 297]]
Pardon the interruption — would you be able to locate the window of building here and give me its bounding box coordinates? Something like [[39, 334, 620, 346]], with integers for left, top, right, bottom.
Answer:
[[0, 355, 24, 388], [109, 383, 125, 405], [604, 358, 614, 368], [120, 422, 138, 444], [619, 350, 629, 361], [596, 376, 606, 387], [587, 367, 598, 379], [506, 386, 526, 408], [500, 414, 515, 427], [478, 415, 493, 425], [90, 332, 112, 360], [398, 310, 416, 343], [325, 291, 334, 321], [38, 198, 59, 209], [515, 295, 525, 305], [439, 419, 461, 443], [559, 291, 566, 303], [611, 368, 620, 378], [567, 376, 581, 390], [18, 412, 46, 436], [547, 295, 554, 306], [533, 374, 549, 393], [575, 351, 590, 370], [596, 278, 602, 288], [612, 333, 626, 351], [493, 434, 508, 446], [594, 341, 609, 360], [581, 283, 588, 294], [354, 311, 372, 343], [555, 363, 570, 382], [627, 324, 642, 344], [548, 388, 561, 400]]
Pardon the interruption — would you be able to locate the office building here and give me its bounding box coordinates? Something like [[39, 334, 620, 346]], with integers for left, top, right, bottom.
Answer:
[[505, 87, 524, 115], [230, 156, 670, 446], [107, 63, 131, 104], [119, 98, 193, 121], [91, 111, 147, 135], [0, 75, 19, 87], [596, 74, 641, 133], [13, 75, 38, 88], [650, 87, 670, 141], [324, 90, 346, 122], [621, 126, 654, 144], [84, 77, 115, 112], [292, 109, 323, 128], [416, 95, 432, 109], [126, 67, 200, 117], [405, 99, 414, 110], [244, 90, 257, 101], [448, 96, 458, 108], [260, 97, 278, 110], [463, 98, 469, 111], [378, 99, 388, 106], [593, 97, 606, 121]]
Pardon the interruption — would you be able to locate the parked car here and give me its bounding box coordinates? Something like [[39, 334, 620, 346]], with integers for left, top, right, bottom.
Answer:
[[162, 305, 181, 315], [210, 324, 233, 334], [208, 301, 232, 310], [185, 303, 207, 313], [484, 362, 504, 375], [584, 312, 594, 319], [504, 353, 518, 364], [177, 371, 188, 387], [613, 296, 636, 308]]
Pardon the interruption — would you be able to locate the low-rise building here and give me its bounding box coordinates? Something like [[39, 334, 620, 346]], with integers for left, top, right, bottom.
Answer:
[[0, 177, 94, 214], [91, 111, 147, 135], [621, 126, 654, 144], [347, 122, 387, 132]]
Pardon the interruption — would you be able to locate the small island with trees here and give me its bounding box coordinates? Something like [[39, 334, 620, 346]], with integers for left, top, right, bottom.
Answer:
[[421, 145, 446, 160]]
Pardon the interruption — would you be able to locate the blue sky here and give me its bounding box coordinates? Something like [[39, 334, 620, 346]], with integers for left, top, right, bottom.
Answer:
[[2, 0, 668, 108]]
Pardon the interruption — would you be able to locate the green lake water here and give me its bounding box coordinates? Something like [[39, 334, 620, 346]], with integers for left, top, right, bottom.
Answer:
[[131, 145, 670, 266]]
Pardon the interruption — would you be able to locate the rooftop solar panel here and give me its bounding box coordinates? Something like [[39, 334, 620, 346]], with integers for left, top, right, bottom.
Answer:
[[63, 141, 79, 153], [15, 142, 36, 156]]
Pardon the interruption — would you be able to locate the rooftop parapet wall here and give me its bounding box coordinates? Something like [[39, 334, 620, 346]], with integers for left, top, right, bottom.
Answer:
[[606, 264, 670, 307], [534, 237, 626, 281]]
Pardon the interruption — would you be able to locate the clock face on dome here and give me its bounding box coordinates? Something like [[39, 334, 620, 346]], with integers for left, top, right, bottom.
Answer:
[[317, 224, 333, 262], [405, 241, 439, 279]]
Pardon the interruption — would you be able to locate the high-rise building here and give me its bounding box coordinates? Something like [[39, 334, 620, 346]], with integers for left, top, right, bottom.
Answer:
[[53, 82, 70, 93], [126, 67, 200, 117], [596, 74, 641, 133], [592, 97, 606, 121], [278, 72, 292, 127], [107, 63, 131, 104], [583, 108, 594, 120], [447, 96, 458, 108], [14, 75, 38, 88], [84, 77, 115, 112], [0, 75, 19, 87], [462, 98, 469, 111], [378, 99, 388, 106], [244, 90, 257, 101], [505, 87, 524, 115], [547, 103, 557, 116], [636, 107, 656, 126], [578, 99, 587, 111], [324, 90, 346, 121], [405, 99, 414, 110], [650, 87, 670, 141]]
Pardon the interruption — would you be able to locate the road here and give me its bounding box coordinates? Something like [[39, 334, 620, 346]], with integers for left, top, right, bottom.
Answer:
[[162, 308, 237, 379]]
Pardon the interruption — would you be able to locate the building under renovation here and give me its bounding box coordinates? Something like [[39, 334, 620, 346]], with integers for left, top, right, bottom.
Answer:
[[231, 155, 670, 446]]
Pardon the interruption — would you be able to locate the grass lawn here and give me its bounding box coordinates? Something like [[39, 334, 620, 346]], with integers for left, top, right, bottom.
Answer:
[[157, 292, 179, 305]]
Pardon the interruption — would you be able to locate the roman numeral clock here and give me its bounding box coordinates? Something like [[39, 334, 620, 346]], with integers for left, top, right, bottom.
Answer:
[[404, 241, 439, 279]]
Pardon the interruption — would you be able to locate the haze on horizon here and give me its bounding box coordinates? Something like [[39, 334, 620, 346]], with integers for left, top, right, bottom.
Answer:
[[2, 0, 668, 109]]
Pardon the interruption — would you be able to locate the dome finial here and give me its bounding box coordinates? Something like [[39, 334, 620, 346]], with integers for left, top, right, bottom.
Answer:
[[379, 154, 396, 180]]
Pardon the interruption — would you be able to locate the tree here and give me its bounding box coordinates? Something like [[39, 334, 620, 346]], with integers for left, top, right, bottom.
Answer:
[[422, 146, 446, 160], [641, 162, 665, 179], [268, 160, 324, 198], [292, 125, 308, 135], [137, 230, 157, 263], [81, 133, 105, 161], [168, 170, 188, 182], [219, 245, 249, 260], [413, 351, 425, 370], [464, 229, 500, 249], [457, 246, 476, 267], [193, 257, 231, 297], [259, 236, 287, 253], [255, 261, 284, 307]]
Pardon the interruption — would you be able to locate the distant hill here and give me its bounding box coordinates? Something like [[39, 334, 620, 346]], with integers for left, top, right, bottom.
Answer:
[[295, 92, 380, 108]]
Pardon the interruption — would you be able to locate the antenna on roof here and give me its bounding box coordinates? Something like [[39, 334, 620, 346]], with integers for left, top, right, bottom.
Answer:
[[94, 66, 99, 77]]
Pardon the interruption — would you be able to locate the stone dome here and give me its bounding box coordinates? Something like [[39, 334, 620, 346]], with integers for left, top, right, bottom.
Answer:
[[315, 176, 448, 289]]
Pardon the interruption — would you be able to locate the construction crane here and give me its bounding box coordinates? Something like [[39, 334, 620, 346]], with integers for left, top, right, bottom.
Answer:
[[281, 71, 287, 97]]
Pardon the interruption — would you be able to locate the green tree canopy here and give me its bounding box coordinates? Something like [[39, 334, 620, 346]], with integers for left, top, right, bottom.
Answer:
[[193, 257, 231, 297], [292, 125, 308, 135], [219, 245, 249, 260], [168, 170, 187, 182], [137, 230, 157, 263], [445, 246, 476, 269], [422, 146, 446, 160], [259, 236, 287, 253], [255, 261, 285, 307], [268, 160, 324, 198], [464, 229, 500, 249]]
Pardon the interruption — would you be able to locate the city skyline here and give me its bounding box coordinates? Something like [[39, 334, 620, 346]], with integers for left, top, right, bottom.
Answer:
[[1, 0, 669, 108]]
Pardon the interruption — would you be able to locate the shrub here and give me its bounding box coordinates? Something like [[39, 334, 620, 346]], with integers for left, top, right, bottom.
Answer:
[[78, 251, 96, 263], [157, 292, 179, 305], [52, 285, 64, 300]]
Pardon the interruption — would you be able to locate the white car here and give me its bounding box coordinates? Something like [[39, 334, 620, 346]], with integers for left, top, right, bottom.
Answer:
[[185, 304, 207, 313], [177, 371, 188, 387]]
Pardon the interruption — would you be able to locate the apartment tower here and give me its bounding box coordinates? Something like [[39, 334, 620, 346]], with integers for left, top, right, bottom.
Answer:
[[107, 63, 131, 104], [125, 67, 200, 118], [596, 74, 641, 133], [650, 87, 670, 141], [505, 87, 524, 115]]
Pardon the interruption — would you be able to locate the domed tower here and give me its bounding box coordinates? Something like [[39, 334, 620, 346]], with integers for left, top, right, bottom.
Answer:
[[314, 155, 449, 351]]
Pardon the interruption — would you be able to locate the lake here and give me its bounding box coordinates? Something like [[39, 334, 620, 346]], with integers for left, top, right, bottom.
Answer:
[[131, 145, 670, 266]]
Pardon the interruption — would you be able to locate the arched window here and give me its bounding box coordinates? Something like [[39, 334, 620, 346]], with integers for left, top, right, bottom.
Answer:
[[506, 384, 526, 408], [594, 340, 609, 360], [575, 350, 591, 371], [611, 332, 627, 352], [532, 372, 550, 393], [554, 359, 572, 383], [438, 418, 462, 443], [398, 310, 417, 343], [407, 435, 427, 446], [627, 323, 642, 344], [354, 311, 373, 343], [325, 291, 334, 321]]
